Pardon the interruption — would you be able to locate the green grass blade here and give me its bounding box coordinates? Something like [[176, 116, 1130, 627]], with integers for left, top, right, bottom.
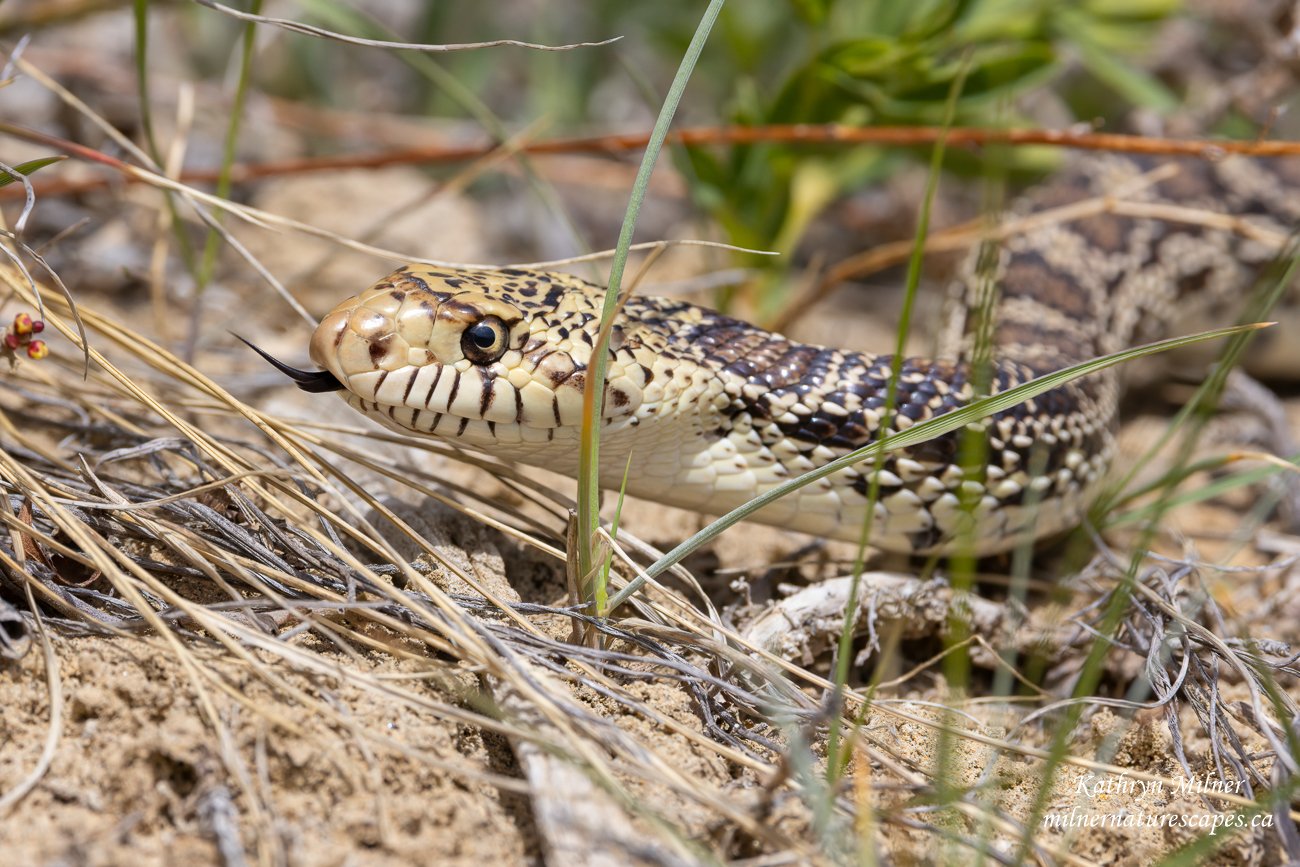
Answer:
[[827, 52, 970, 786], [196, 0, 263, 296], [575, 0, 727, 608], [595, 453, 635, 619], [133, 0, 197, 277], [132, 0, 159, 163], [0, 156, 66, 188], [1107, 454, 1298, 530]]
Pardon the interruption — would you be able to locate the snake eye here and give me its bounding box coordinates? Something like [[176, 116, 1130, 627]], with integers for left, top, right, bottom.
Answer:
[[461, 315, 508, 364]]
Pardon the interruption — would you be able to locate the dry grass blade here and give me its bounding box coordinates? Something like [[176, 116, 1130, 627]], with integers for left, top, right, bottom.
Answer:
[[190, 0, 622, 53]]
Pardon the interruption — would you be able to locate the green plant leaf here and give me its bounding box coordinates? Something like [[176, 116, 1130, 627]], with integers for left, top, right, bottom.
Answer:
[[820, 37, 915, 78], [786, 0, 833, 25], [956, 0, 1048, 42], [881, 43, 1057, 110], [1073, 34, 1178, 111], [1083, 0, 1181, 20]]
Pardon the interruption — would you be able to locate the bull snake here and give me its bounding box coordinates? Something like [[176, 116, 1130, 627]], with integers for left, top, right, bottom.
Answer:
[[259, 154, 1300, 555]]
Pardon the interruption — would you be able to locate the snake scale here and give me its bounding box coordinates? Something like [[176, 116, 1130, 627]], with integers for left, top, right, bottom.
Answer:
[[262, 154, 1300, 555]]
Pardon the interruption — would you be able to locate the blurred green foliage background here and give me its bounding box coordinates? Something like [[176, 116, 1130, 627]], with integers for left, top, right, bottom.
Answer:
[[171, 0, 1187, 306]]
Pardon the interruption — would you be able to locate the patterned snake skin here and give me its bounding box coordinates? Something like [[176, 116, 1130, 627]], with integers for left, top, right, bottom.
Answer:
[[276, 154, 1300, 555]]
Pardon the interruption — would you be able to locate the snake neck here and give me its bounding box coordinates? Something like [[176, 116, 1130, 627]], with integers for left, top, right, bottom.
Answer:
[[599, 154, 1300, 549]]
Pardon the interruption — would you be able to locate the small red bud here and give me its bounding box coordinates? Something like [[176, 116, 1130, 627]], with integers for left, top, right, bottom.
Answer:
[[30, 320, 44, 334], [4, 333, 19, 350], [26, 340, 48, 360]]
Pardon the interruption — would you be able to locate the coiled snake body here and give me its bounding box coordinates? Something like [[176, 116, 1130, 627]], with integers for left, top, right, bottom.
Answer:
[[282, 155, 1300, 555]]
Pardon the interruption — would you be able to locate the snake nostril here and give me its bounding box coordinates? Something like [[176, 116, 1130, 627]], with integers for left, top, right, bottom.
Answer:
[[368, 334, 393, 365]]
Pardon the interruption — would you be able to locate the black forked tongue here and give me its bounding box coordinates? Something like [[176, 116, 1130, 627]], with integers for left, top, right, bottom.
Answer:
[[234, 335, 345, 393]]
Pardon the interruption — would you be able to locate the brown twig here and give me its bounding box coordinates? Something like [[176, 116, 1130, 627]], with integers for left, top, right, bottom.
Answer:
[[7, 122, 1300, 201]]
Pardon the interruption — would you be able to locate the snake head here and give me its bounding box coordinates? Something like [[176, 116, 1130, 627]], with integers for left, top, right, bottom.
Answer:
[[304, 266, 649, 450]]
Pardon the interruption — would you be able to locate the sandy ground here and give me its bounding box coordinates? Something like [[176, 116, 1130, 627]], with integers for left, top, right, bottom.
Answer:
[[4, 474, 1296, 866]]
